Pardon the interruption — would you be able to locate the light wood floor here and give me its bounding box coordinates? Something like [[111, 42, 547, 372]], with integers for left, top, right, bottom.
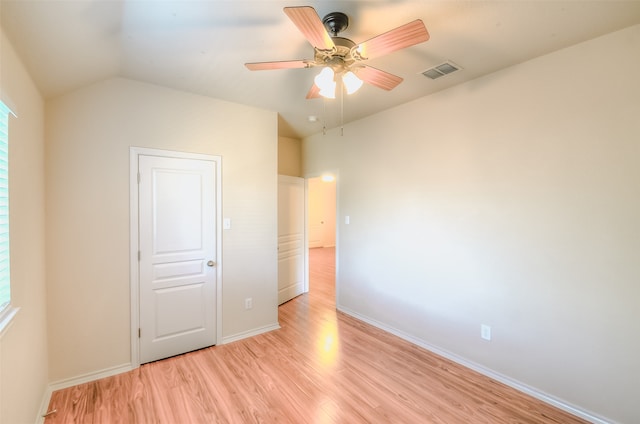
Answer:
[[45, 247, 588, 423]]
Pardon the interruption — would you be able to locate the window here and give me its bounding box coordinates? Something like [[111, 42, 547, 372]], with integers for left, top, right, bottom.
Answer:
[[0, 100, 14, 330]]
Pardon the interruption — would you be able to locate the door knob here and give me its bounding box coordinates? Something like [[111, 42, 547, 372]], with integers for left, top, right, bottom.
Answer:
[[207, 260, 216, 267]]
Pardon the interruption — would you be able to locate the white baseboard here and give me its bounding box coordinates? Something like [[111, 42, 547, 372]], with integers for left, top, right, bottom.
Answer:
[[36, 313, 609, 424], [48, 362, 134, 393], [36, 363, 134, 423], [36, 321, 281, 422], [34, 322, 281, 423], [337, 305, 614, 424], [222, 322, 281, 344]]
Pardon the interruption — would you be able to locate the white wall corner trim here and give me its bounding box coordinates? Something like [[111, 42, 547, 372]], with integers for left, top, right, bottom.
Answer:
[[337, 305, 616, 424], [0, 92, 18, 119], [35, 388, 52, 424]]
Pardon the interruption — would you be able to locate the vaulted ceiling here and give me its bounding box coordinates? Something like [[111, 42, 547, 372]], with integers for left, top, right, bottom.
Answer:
[[2, 1, 639, 138]]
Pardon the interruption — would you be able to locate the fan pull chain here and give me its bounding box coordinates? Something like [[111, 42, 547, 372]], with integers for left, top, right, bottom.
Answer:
[[340, 84, 344, 136], [322, 97, 327, 136]]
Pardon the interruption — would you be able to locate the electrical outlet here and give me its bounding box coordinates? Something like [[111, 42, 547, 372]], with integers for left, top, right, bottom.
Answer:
[[481, 324, 491, 341], [245, 298, 253, 310]]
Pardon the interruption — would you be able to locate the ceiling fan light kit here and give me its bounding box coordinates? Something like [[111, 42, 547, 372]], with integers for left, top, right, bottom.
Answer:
[[343, 71, 364, 94], [245, 6, 430, 100], [314, 67, 337, 98]]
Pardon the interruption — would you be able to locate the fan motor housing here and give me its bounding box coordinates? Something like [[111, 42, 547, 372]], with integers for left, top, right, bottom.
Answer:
[[314, 36, 356, 70], [314, 12, 360, 71]]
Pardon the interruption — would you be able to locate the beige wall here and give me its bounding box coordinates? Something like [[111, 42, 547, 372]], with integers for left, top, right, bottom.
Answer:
[[303, 25, 640, 424], [277, 136, 301, 177], [45, 78, 278, 382], [0, 27, 48, 423]]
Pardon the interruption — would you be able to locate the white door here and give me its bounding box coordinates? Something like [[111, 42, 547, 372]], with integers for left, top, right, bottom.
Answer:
[[278, 175, 305, 304], [138, 154, 218, 363]]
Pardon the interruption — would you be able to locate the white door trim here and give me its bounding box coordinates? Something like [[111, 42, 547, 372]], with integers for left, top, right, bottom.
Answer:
[[129, 147, 222, 368]]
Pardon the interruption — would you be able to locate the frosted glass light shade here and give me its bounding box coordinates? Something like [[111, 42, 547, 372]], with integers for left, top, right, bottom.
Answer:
[[315, 67, 336, 99], [343, 71, 363, 94]]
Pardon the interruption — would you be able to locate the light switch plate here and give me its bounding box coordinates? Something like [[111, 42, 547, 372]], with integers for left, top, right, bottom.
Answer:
[[481, 324, 491, 341]]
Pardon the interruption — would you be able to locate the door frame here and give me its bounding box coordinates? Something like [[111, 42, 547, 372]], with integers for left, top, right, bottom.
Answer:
[[129, 147, 222, 368]]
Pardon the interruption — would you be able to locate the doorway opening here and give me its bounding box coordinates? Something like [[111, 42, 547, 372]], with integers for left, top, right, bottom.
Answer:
[[307, 175, 337, 304]]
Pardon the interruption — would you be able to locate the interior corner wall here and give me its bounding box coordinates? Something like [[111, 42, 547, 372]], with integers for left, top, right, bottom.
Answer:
[[302, 25, 640, 424], [0, 26, 48, 423], [278, 136, 302, 177], [45, 77, 278, 382]]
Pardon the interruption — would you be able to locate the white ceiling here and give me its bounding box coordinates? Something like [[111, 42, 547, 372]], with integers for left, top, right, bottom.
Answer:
[[2, 1, 639, 138]]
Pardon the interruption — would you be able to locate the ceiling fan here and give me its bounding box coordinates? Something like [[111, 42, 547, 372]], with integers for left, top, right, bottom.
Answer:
[[245, 6, 429, 99]]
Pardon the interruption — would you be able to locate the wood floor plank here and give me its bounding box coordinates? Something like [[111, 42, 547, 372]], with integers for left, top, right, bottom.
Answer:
[[45, 247, 589, 423]]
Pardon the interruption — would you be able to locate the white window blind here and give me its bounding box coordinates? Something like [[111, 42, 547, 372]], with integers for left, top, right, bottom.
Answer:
[[0, 101, 10, 313]]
